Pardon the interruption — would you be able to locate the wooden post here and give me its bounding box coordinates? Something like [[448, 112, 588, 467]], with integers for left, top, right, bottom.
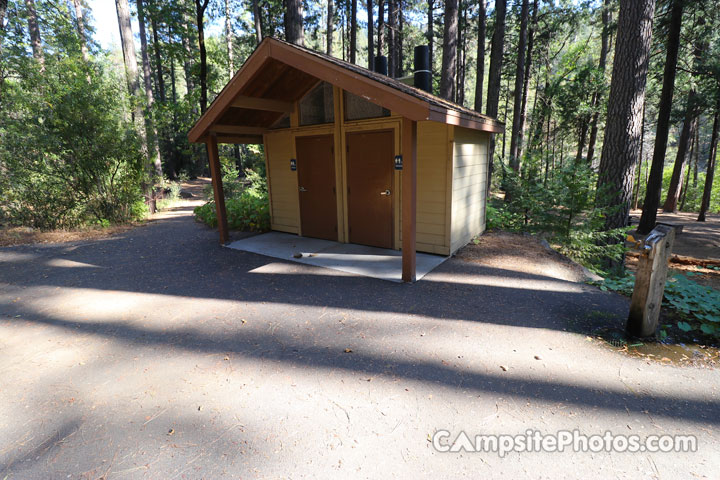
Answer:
[[627, 224, 677, 337], [401, 118, 417, 282], [206, 133, 230, 244]]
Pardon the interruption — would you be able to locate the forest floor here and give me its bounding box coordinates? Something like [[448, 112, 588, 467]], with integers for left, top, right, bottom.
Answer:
[[1, 197, 719, 478]]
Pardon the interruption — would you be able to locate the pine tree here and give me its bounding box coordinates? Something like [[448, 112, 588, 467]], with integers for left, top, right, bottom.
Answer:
[[439, 0, 458, 100], [596, 0, 656, 242]]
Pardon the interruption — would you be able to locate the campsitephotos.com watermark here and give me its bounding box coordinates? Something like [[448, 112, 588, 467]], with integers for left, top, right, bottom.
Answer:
[[432, 430, 697, 457]]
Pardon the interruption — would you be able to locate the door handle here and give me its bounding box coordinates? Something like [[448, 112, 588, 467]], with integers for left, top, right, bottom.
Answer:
[[299, 186, 307, 192], [380, 189, 391, 196]]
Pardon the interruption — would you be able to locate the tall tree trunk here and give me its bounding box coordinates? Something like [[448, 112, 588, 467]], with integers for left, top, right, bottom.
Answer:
[[326, 0, 334, 54], [285, 0, 304, 46], [473, 0, 485, 112], [150, 15, 166, 103], [679, 129, 693, 211], [508, 0, 529, 172], [342, 5, 347, 60], [0, 0, 7, 96], [692, 123, 699, 188], [169, 27, 177, 104], [377, 0, 384, 58], [485, 0, 507, 193], [637, 0, 683, 233], [136, 0, 163, 179], [633, 102, 647, 209], [663, 88, 700, 212], [182, 12, 195, 102], [698, 103, 719, 222], [501, 72, 511, 161], [596, 0, 656, 244], [195, 0, 210, 113], [516, 0, 538, 161], [350, 0, 357, 63], [427, 0, 433, 78], [575, 125, 588, 165], [253, 0, 263, 45], [25, 0, 44, 69], [398, 3, 403, 76], [486, 0, 506, 119], [71, 0, 89, 61], [455, 2, 466, 105], [585, 0, 611, 167], [367, 0, 374, 69], [225, 0, 234, 79], [387, 0, 397, 76], [116, 0, 157, 211], [0, 0, 6, 45], [438, 0, 458, 100]]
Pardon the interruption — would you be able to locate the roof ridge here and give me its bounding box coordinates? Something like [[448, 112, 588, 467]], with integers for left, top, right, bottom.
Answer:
[[266, 37, 502, 126]]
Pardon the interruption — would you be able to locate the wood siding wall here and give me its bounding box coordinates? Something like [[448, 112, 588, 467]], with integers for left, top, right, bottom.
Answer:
[[450, 127, 490, 253], [415, 121, 452, 255], [263, 91, 488, 256], [265, 130, 300, 233]]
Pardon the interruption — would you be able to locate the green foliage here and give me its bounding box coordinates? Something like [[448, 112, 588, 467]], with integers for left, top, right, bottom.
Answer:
[[490, 157, 628, 273], [0, 56, 146, 229], [599, 272, 720, 338], [194, 166, 270, 232]]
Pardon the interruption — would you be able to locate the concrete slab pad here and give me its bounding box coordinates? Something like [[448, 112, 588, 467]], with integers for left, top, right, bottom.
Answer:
[[226, 231, 447, 282]]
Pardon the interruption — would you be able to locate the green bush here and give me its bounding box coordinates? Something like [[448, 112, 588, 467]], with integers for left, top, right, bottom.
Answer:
[[194, 166, 270, 231], [491, 157, 628, 273], [0, 56, 145, 229], [194, 191, 270, 232], [598, 271, 720, 339]]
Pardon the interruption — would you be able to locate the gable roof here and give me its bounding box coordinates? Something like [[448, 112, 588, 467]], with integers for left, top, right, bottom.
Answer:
[[188, 37, 504, 144]]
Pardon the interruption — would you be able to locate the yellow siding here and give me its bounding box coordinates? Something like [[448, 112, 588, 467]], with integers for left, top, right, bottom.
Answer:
[[416, 121, 451, 256], [265, 130, 300, 233], [450, 127, 490, 253], [264, 117, 453, 256]]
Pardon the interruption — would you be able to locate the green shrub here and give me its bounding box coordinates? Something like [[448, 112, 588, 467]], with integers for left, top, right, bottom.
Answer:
[[492, 157, 628, 273], [598, 272, 720, 338], [195, 169, 270, 232], [0, 56, 145, 229], [194, 191, 270, 232]]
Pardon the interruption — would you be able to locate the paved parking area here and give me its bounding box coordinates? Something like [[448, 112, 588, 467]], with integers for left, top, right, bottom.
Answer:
[[1, 207, 719, 479]]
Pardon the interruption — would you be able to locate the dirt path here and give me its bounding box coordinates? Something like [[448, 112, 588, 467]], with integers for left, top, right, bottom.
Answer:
[[630, 210, 720, 260], [1, 206, 719, 478]]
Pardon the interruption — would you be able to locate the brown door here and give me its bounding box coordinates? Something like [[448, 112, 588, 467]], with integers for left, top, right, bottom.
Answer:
[[346, 130, 394, 249], [296, 134, 338, 241]]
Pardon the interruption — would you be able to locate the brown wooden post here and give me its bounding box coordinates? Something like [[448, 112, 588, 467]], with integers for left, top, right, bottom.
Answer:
[[627, 224, 677, 337], [206, 133, 230, 244], [401, 118, 417, 282]]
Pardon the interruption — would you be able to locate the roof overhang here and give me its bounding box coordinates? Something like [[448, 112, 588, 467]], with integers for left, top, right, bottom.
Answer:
[[188, 38, 503, 144]]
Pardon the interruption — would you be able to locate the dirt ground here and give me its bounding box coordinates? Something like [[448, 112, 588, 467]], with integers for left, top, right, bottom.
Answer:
[[629, 209, 720, 290], [629, 210, 720, 261], [456, 231, 589, 283]]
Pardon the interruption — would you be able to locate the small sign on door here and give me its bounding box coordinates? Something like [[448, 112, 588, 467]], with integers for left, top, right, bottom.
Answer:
[[394, 155, 403, 170], [290, 158, 297, 171]]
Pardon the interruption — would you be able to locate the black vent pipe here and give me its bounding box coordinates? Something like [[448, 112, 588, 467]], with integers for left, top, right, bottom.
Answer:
[[413, 45, 432, 93], [374, 55, 388, 75]]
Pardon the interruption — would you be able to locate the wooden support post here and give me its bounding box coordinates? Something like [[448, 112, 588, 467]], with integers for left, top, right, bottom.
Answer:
[[401, 118, 417, 283], [206, 133, 230, 244], [627, 224, 677, 337]]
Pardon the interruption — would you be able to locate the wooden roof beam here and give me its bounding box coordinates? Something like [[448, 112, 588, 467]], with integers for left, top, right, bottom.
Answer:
[[230, 95, 294, 113], [428, 107, 505, 133], [267, 40, 430, 122], [209, 125, 269, 135]]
